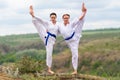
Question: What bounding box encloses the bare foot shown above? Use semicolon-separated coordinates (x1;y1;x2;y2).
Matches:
48;70;55;74
82;3;87;12
71;70;77;75
29;5;34;17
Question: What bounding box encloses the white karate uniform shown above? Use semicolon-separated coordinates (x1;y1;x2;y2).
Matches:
32;17;59;68
59;18;84;70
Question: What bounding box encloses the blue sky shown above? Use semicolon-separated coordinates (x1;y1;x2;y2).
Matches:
0;0;120;36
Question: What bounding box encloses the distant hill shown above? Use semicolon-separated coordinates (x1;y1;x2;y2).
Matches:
0;28;120;78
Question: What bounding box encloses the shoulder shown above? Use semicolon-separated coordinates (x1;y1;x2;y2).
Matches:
56;22;62;25
72;17;79;22
56;22;62;27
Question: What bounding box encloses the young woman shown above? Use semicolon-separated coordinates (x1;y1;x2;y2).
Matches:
29;5;59;74
58;3;87;74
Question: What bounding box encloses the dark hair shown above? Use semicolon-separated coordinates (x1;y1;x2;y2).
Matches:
50;12;57;17
62;14;70;18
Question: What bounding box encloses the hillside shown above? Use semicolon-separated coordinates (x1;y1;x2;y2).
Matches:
0;28;120;80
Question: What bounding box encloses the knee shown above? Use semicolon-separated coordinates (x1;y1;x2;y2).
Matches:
72;53;78;59
72;49;78;56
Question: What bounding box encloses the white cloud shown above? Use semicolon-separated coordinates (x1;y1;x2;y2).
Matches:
0;0;120;36
84;20;120;30
0;23;36;36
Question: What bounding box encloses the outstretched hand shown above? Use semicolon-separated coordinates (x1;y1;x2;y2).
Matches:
82;3;87;12
29;5;35;17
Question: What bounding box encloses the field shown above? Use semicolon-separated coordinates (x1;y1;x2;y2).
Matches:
0;28;120;80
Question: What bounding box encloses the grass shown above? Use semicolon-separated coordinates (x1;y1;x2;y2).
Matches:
0;28;120;79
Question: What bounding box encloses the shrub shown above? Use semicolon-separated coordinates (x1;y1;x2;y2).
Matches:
16;56;45;74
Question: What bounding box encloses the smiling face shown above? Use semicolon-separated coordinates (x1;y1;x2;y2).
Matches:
50;13;57;23
62;14;70;25
50;15;56;22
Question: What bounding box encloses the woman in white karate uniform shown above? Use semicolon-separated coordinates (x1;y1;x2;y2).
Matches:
29;5;59;74
58;3;87;74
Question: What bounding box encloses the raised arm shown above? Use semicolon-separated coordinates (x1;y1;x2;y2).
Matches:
79;3;87;20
